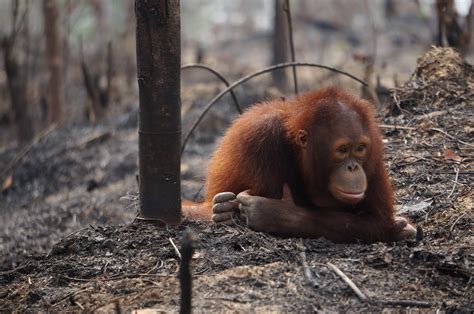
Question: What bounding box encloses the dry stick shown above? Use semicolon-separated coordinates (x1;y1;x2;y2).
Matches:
450;213;467;232
283;0;298;94
430;127;473;147
326;262;367;302
447;167;460;199
379;124;473;147
379;124;416;131
169;237;182;260
181;62;367;153
299;251;318;287
181;63;242;113
0;123;57;180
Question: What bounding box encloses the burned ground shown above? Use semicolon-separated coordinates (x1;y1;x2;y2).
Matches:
0;48;472;312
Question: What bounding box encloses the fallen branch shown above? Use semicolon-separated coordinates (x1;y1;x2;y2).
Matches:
373;299;432;308
326;262;367;302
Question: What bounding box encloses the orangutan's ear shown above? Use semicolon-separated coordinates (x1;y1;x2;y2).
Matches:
296;130;308;148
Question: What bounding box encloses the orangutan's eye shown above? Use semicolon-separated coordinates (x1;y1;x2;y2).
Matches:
356;144;366;153
337;146;349;154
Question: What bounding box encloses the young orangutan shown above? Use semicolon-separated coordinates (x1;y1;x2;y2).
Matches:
183;87;416;243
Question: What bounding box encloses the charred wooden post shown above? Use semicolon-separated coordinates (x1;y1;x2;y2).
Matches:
135;0;182;223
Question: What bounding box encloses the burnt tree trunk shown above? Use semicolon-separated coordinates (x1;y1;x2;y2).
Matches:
272;0;290;92
2;39;33;143
42;0;63;124
436;0;472;55
135;0;181;223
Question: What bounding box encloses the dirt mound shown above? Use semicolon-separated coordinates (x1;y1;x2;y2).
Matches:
390;46;473;114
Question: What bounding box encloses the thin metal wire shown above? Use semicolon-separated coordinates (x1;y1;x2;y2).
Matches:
181;61;368;153
181;63;242;113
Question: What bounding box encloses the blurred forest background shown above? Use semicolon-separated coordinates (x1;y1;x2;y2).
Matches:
0;0;472;148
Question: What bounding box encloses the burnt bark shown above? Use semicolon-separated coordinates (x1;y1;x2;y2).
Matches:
42;0;63;124
135;0;181;223
272;0;290;92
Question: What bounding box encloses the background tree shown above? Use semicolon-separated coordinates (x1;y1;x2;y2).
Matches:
271;0;290;92
1;0;33;143
42;0;63;124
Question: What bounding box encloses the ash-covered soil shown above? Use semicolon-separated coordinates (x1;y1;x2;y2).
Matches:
0;48;472;312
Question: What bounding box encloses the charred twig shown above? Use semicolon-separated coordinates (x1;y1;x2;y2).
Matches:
416;225;424;242
283;0;298;94
379;124;416;131
0;123;57;180
299;251;318;287
181;62;367;153
0;262;30;276
181;64;242;113
180;229;198;314
327;262;367;302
